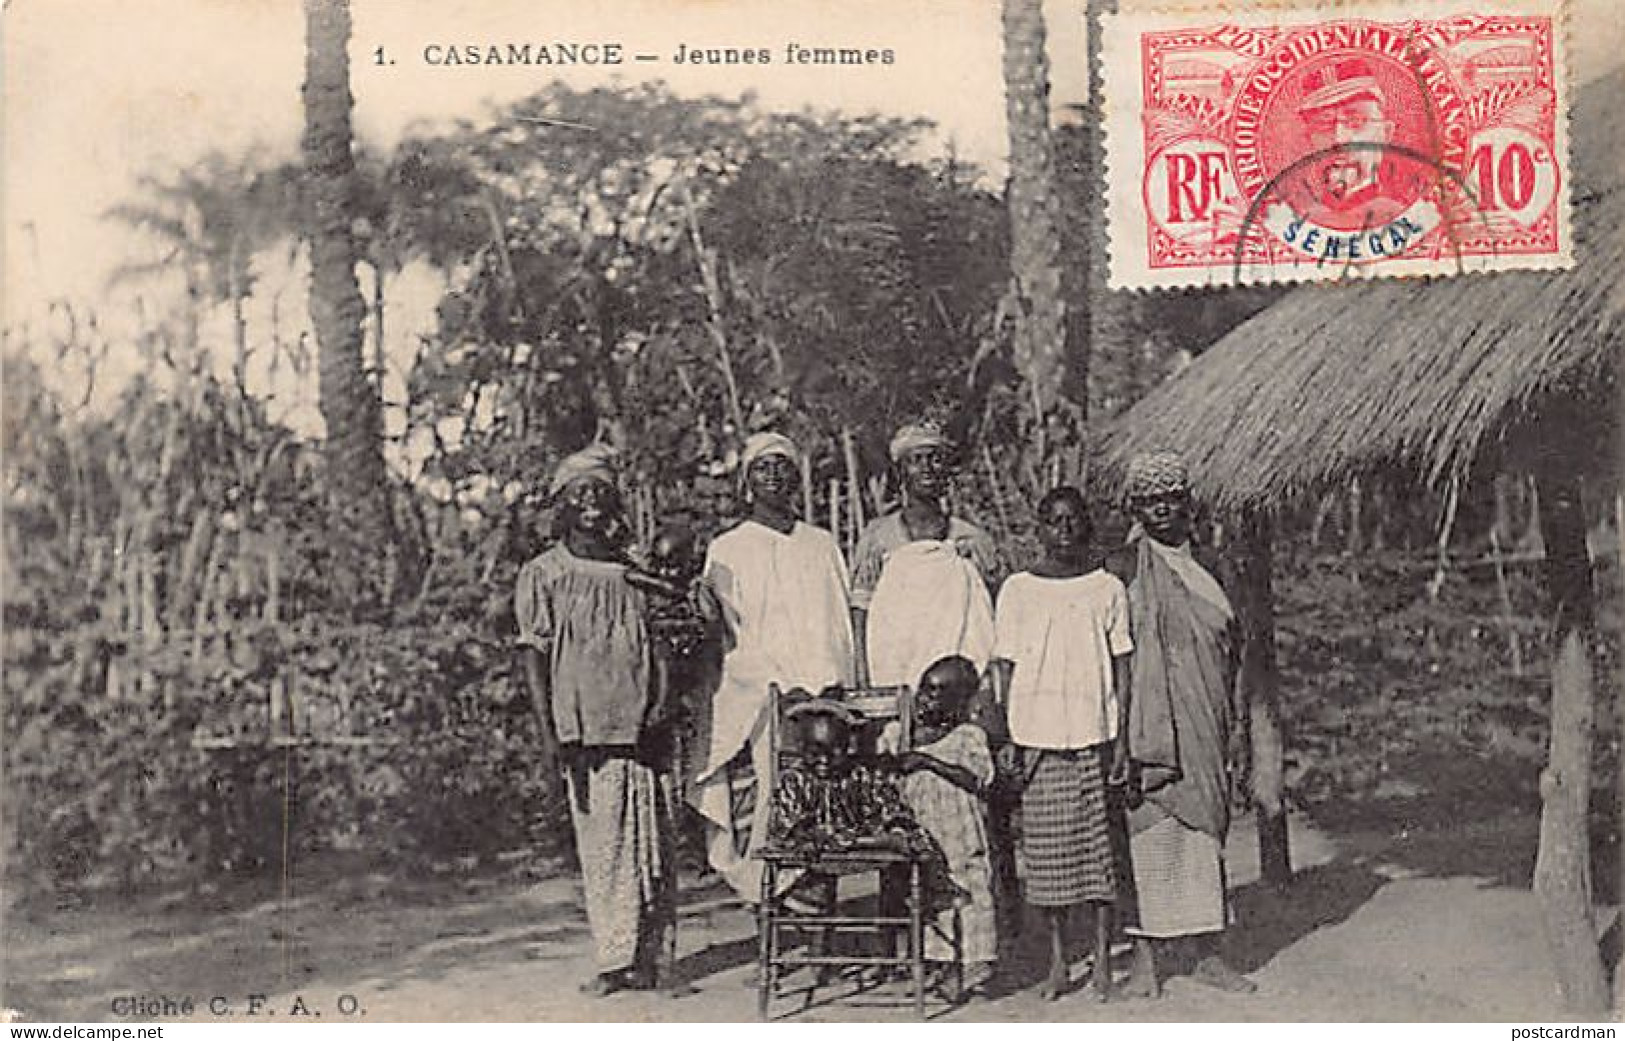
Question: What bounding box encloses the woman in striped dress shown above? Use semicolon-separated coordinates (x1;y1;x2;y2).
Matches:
988;487;1132;1001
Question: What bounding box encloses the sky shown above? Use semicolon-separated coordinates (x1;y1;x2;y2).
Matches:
3;0;1091;319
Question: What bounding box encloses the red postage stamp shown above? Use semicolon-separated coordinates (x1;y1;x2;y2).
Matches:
1101;0;1571;289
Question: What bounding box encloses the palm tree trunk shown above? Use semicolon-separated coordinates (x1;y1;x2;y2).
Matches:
1001;0;1084;481
371;259;387;387
302;0;398;614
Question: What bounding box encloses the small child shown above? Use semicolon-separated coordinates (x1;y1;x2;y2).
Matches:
988;486;1132;1001
893;655;999;1000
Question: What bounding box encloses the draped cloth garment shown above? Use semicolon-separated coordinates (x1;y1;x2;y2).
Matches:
565;752;675;972
1121;534;1238;937
690;520;854;901
865;540;995;688
900;724;998;965
850;513;998;611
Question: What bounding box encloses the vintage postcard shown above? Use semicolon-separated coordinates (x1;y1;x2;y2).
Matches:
3;0;1621;1029
1101;0;1573;288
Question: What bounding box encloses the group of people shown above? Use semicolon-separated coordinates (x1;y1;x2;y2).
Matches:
513;423;1257;1006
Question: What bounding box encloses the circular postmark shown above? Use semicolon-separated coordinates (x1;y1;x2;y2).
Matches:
1232;139;1489;281
1226;41;1481;278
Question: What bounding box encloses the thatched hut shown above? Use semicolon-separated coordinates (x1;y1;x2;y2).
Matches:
1098;72;1621;512
1096;69;1623;1012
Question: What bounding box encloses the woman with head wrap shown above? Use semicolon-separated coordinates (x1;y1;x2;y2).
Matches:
689;432;856;904
850;422;1000;689
1106;450;1256;998
513;444;677;996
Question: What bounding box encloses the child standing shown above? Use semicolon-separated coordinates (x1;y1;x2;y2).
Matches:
894;655;999;1000
988;487;1132;1001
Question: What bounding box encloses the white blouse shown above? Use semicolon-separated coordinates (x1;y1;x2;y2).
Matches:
993;569;1133;750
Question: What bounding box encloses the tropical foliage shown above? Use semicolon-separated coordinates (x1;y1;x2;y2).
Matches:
8;74;1592;901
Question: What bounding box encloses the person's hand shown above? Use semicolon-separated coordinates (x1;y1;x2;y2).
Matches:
994;743;1023;784
1107;740;1129;788
1122;762;1145;810
1227;722;1249;777
537;743;563;797
641;693;672;736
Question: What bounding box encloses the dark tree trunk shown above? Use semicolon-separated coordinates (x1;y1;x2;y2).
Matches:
1002;0;1084;484
1532;443;1608;1012
302;0;400;615
370;259;386;385
1236;511;1291;884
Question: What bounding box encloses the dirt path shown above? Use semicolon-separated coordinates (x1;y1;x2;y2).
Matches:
3;814;1587;1023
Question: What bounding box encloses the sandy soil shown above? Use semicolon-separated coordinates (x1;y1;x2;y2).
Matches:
6;811;1609;1024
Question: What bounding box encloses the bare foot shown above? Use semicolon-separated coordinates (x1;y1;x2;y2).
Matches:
961;961;996;1001
1037;964;1068;1001
579;971;627;997
859;965;903;988
628;967;698;998
1123;973;1161;999
1193;956;1257;994
1125;946;1161;1000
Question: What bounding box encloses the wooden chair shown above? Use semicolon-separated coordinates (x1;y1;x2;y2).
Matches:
755;683;959;1020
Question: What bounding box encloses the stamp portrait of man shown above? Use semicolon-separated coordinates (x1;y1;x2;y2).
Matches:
1297;57;1403;220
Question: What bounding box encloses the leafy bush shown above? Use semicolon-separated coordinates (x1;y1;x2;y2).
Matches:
1272;550;1621;828
2;614;568;897
0;346;572;900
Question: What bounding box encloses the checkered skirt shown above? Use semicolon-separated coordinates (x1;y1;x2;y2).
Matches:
1018;746;1117;907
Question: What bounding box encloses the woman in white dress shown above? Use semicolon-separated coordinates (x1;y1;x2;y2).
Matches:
690;432;855;903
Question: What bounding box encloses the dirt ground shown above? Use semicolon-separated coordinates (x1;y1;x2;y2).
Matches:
6;811;1612;1024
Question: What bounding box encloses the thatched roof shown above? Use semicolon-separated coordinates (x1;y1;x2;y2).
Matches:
1097;70;1625;517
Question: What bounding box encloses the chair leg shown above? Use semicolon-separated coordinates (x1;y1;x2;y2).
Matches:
956;906;965;1004
758;862;774;1020
910;862;925;1020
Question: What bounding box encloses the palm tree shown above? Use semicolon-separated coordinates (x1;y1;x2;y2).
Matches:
350;140;491;380
1001;0;1084;489
302;0;403;613
105;155;301;386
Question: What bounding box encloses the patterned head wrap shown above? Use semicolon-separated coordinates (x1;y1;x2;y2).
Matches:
888;422;949;463
741;431;801;470
1124;450;1190;500
786;697;860;728
549;443;619;497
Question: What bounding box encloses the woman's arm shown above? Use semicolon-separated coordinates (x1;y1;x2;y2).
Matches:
521;645;558;767
985;658;1014;712
1110;651;1132;785
851;607;870;687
